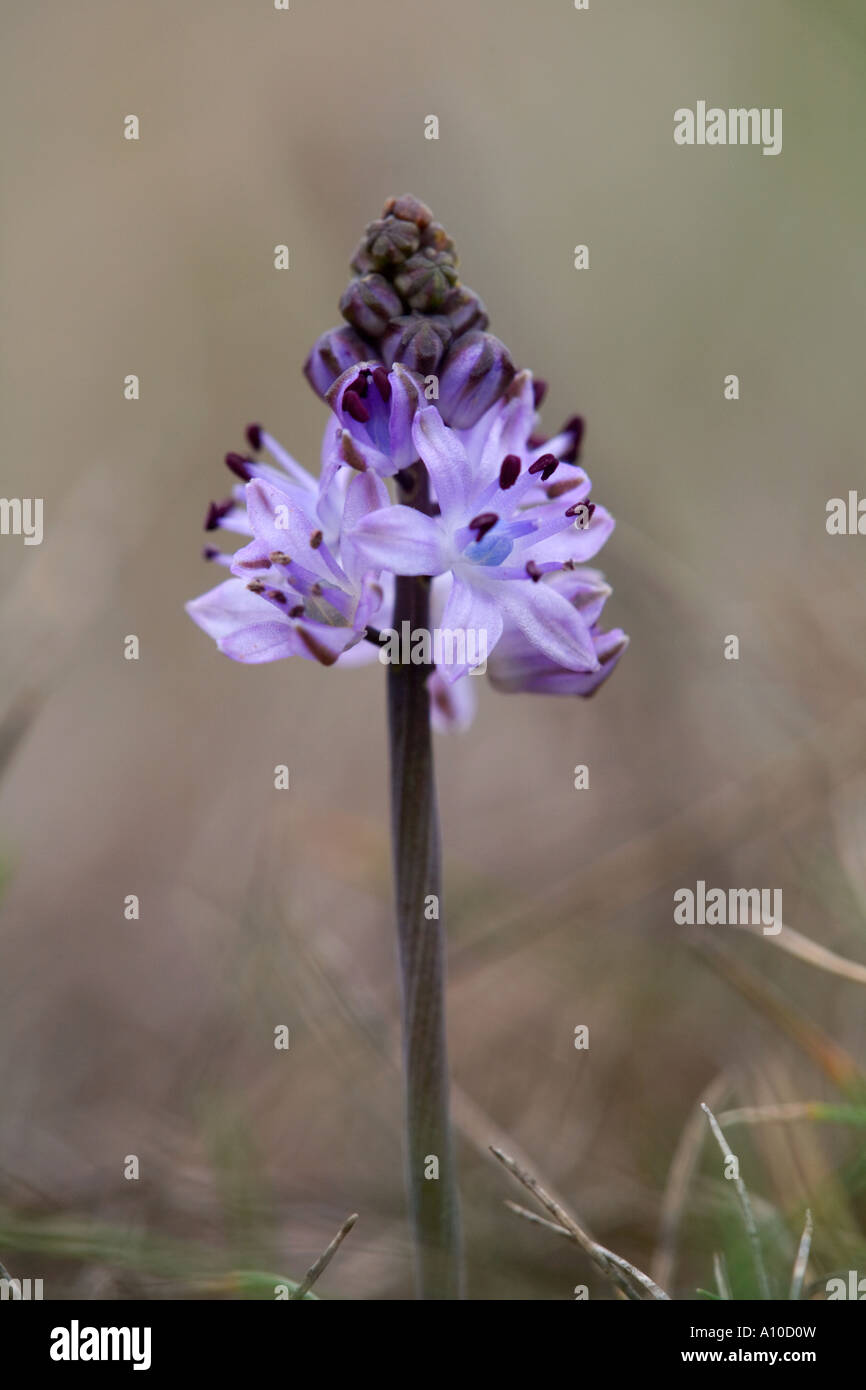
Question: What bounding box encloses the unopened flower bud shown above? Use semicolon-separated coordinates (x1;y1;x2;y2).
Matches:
304;324;374;397
361;216;421;269
394;251;459;312
381;314;452;375
383;194;434;229
438;331;516;428
442;285;489;335
339;273;403;337
419;221;457;263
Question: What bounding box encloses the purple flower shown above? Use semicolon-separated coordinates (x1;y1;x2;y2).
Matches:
351;371;620;684
187;426;390;666
304;325;376;398
325;361;425;475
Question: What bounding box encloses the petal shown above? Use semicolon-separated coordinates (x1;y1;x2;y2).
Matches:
436;574;504;681
488;628;628;695
186;578;272;642
339;470;391;585
412;407;473;526
352;505;448;575
428;668;478;732
244;479;346;584
495;576;599;671
220;621;306;664
528;505;616;565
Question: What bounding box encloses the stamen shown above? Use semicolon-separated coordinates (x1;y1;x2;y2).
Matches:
289;603;305;618
343;390;370;424
532;379;548;408
266;589;287;603
310;530;324;549
468;511;498;541
246;423;263;452
246;579;266;594
237;557;272;570
560;415;585;463
525;560;543;583
339;430;368;472
269;550;292;565
311;582;323;596
373;366;392;404
529;452;558;476
204;499;234;531
225;452;252;481
499;454;521;489
565;501;596;522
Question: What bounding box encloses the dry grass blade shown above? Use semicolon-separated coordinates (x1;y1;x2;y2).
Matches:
289;1213;358;1301
719;1101;866;1129
490;1146;670;1301
653;1072;731;1290
713;1251;732;1300
789;1210;813;1301
692;937;862;1092
737;920;866;986
702;1104;771;1300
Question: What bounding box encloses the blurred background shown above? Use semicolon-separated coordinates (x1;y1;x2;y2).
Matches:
1;0;866;1299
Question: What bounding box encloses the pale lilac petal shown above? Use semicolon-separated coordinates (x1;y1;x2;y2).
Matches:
186;579;272;642
428;668;478;732
220;621;306;664
352;506;448;575
437;574;503;681
494;576;599;671
530;505;616;565
412;407;473;525
488;628;628;695
339;470;391;585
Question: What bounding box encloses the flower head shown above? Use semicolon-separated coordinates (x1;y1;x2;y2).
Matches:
188;196;627;722
188;426;390;666
351;371;623;683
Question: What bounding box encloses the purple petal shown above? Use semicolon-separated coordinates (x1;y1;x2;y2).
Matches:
494;576;599;671
352;505;447;575
412;407;473;526
437;574;503;681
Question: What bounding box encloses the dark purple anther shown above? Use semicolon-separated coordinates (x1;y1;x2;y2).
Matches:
343;390;370;424
499;454;521;489
204;499;234;531
468;511;498;541
529;452;558;476
560;415;585;463
225;452;252;481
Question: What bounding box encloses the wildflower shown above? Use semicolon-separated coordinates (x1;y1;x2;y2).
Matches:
187;425;390;666
350;372;621;683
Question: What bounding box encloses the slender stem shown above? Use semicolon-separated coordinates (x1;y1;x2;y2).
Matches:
386;467;463;1300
